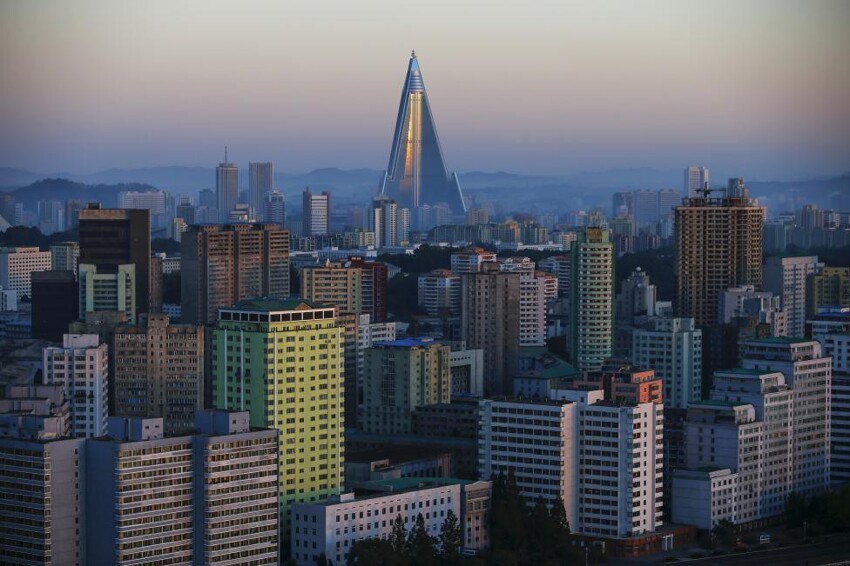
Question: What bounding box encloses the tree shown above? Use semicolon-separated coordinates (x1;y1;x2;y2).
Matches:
438;509;463;564
406;513;437;565
347;538;399;565
388;514;406;555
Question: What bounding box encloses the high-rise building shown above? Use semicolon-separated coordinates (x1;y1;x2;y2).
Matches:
31;271;78;342
632;317;702;409
117;190;168;216
633;190;659;226
807;266;850;318
79;263;136;323
0;246;52;299
741;338;831;496
418;269;461;317
538;254;571;298
461;263;520;394
518;270;553;347
658;189;680;222
616;267;657;322
451;247;496;274
42;334;108;438
368;195;410;248
479;393;664;539
674;183;763;327
301;260;363;315
0;418;84;564
249;161;274;220
112;314;204;435
684;166;710;198
212;299;344;529
303;188;330;236
360;337;450;435
216;152;239;222
50;241;79;277
265;189;286;225
570;228;615;371
612;191;634;218
180;223;290;325
86;412;279;565
763;256;821;337
380;51;465;214
818;333;850;483
78;204;151;316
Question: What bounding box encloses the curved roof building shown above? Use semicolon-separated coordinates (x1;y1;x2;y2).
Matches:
380;51;466;214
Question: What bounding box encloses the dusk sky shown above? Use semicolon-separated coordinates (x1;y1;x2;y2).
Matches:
1;0;849;180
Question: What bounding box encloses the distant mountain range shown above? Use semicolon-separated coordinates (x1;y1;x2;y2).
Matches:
1;165;847;213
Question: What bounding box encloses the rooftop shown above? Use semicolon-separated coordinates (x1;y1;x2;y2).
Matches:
372;337;439;348
692;399;749;408
745;336;815;345
224;298;329;313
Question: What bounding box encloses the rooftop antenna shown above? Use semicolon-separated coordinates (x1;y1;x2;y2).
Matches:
411;49;416;58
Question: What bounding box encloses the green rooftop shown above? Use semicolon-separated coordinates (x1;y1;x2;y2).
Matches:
745;336;813;345
715;368;773;376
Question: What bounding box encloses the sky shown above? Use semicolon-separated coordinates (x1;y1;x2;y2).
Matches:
1;0;849;180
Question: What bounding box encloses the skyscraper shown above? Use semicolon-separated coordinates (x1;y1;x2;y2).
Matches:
675;182;763;327
216;150;239;222
763;256;821;337
380;51;466;215
570;228;615;371
265;189;286;225
212;299;344;530
249;161;274;220
684;166;710;198
180;223;290;325
302;188;330;236
78;204;151;316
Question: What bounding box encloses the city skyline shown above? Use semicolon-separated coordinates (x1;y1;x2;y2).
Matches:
1;1;849;180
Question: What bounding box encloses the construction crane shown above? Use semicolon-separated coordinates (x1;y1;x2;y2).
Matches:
699;182;727;199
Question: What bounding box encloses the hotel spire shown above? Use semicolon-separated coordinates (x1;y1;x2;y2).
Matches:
380;52;466;214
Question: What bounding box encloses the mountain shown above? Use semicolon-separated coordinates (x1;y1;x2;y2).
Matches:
0;167;44;189
10;179;158;209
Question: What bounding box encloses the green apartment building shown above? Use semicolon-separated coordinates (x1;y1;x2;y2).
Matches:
212;298;345;529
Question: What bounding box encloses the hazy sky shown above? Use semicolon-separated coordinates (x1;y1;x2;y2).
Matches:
1;0;849;179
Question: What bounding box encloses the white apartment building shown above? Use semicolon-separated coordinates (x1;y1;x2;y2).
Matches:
718;285;787;336
0;246;52;299
518;272;552;347
741;338;832;496
632;317;702;409
117;190;168;215
450;346;484;396
578;401;664;538
418;269;461;317
42;334;108;438
450;248;496;274
290;479;491;566
478;396;663;539
815;332;850;483
763;256;822;337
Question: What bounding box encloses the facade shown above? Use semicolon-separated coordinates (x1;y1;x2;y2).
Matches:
763;256;821;337
380;52;465;214
79;263;136;323
78;204;151;317
368;195;409;248
303;188;330;236
820;333;850;483
741;338;832;495
180;223;290;325
212;299;344;529
450;346;485;396
290;478;491;565
360;338;451;435
0;246;52;299
418;269;461;317
461;263;521;395
301;260;363;314
0;421;85;565
632;317;702;409
42;334;109;438
112;314;204;435
518;271;553;347
633;190;660;226
216;158;239;222
86;412;279;566
674;187;763;327
807;266;850;318
478;396;663;539
570;228;615;371
249;161;274;220
31;270;78;342
51;241;80;276
451;248;497;274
